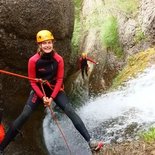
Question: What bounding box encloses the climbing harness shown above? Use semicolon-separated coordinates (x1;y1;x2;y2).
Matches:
0;69;72;155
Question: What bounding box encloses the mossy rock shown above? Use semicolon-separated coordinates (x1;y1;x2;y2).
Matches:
112;47;155;89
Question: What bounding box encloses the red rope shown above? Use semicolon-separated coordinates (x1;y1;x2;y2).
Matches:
0;69;38;82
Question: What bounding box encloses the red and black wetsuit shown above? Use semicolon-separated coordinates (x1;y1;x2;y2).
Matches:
79;57;96;79
28;52;64;99
0;51;91;152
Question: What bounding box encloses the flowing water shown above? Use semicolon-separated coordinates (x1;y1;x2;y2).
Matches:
43;65;155;155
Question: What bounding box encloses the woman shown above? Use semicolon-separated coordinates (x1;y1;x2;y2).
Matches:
79;52;98;79
0;30;103;154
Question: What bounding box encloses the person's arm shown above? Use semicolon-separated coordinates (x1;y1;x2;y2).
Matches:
28;54;44;99
51;53;64;99
87;57;97;64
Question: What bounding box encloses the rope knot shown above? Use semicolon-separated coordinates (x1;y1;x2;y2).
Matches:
36;78;47;84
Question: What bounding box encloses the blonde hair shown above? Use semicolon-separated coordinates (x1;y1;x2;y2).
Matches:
37;46;44;56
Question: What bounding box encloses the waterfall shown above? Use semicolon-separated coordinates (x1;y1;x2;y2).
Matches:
43;65;155;155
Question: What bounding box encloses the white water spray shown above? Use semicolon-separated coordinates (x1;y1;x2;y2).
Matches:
43;65;155;155
79;65;155;127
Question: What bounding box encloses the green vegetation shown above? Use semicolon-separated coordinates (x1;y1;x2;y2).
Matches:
112;48;155;89
100;16;123;57
71;0;82;55
72;0;139;57
116;0;139;15
74;0;82;19
140;127;155;143
134;28;146;44
72;18;81;53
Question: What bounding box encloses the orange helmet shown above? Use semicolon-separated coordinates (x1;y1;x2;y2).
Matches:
81;52;87;58
36;30;54;43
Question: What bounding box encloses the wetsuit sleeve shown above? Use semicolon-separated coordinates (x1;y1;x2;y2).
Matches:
87;57;97;64
28;57;44;99
51;56;64;99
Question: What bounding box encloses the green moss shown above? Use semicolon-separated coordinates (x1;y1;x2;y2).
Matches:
74;0;82;19
134;28;146;44
140;127;155;143
100;16;123;57
71;0;82;56
112;48;155;89
72;18;81;53
116;0;139;15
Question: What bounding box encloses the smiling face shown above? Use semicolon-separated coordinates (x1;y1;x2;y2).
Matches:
39;40;53;53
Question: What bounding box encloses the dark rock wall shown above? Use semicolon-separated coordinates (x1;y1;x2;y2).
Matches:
0;0;74;70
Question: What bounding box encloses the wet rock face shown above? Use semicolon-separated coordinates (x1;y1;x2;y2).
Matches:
0;0;74;70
